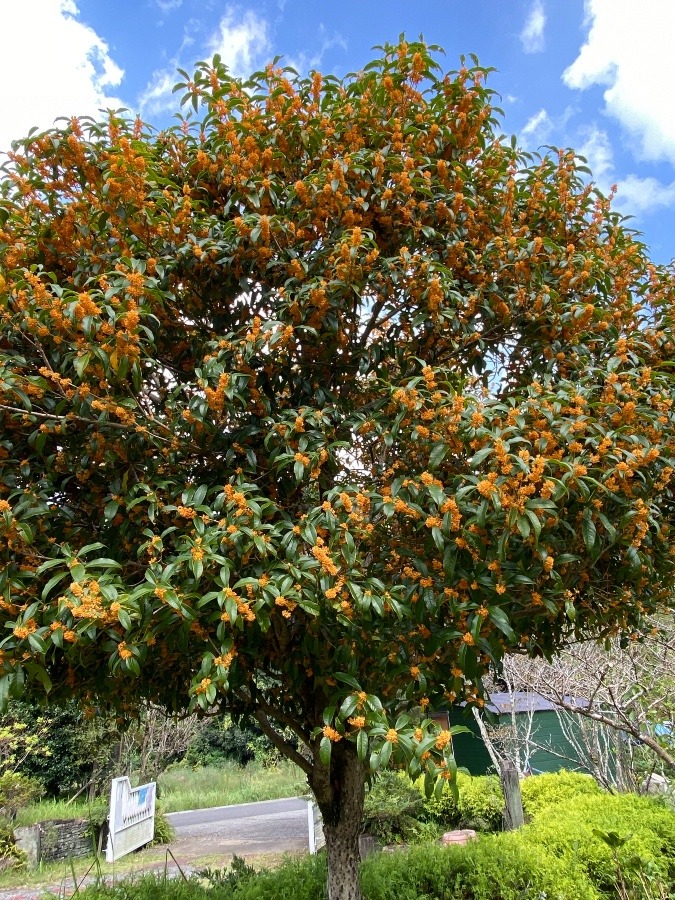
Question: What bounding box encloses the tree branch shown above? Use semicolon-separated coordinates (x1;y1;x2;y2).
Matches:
550;697;675;770
253;709;313;777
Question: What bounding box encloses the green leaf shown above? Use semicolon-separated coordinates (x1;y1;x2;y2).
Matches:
516;515;531;539
357;729;368;762
70;564;86;583
428;443;448;469
524;509;542;541
0;677;10;713
427;484;445;506
104;501;119;522
41;571;69;600
74;353;91;379
488;606;515;641
582;512;597;552
339;694;359;720
379;739;393;768
596;512;617;543
193;485;208;506
28;634;48;653
334;673;361;689
626;546;641;570
556;553;581;565
469;447;492;466
319;735;332;767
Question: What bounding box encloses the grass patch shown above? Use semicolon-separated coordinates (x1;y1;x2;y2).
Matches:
14;796;108;828
14;759;306;827
157;760;306;813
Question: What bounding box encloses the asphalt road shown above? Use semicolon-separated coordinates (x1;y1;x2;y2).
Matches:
166;796;311;857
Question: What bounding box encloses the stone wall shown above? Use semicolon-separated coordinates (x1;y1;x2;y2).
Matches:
14;818;95;867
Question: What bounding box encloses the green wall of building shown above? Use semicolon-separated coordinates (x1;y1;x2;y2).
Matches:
447;705;590;776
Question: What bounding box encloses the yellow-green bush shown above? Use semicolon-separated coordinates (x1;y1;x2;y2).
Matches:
520;770;602;819
523;792;675;894
360;833;597;900
0;772;44;820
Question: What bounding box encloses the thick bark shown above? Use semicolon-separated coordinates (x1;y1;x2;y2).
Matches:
499;759;524;830
310;743;366;900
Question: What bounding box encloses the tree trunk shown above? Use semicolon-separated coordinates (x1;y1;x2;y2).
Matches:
311;744;366;900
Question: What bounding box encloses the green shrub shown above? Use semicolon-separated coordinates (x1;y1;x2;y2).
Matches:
5;700;120;798
0;771;44;820
420;772;504;831
0;819;26;867
149;809;175;845
184;715;299;768
524;792;675;895
359;834;597;900
363;771;437;844
196;855;257;889
218;854;326;899
185;716;258;767
520;770;602;819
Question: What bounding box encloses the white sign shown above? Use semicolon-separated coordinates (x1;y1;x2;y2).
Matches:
106;776;156;862
307;801;325;854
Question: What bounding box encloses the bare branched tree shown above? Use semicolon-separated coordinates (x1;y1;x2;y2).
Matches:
496;617;675;790
119;704;202;782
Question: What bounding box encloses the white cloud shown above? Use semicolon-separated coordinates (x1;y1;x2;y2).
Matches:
518;109;675;217
155;0;183;10
137;71;178;118
561;123;675;217
521;108;554;145
564;0;675;165
0;0;124;151
614;175;675;214
285;27;347;74
520;0;546;54
207;8;270;75
575;123;614;186
139;6;270;117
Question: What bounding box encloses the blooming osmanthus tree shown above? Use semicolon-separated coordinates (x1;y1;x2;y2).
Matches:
1;39;674;898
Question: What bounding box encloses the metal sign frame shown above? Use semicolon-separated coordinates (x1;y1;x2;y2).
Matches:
106;776;156;862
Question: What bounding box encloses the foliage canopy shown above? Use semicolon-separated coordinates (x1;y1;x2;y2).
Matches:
0;37;674;896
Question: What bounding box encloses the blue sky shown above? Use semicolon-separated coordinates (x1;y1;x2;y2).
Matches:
2;0;674;264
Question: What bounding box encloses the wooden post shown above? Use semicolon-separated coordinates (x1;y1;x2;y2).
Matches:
499;759;524;830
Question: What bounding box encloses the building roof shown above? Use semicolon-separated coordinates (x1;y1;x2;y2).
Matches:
484;692;589;715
